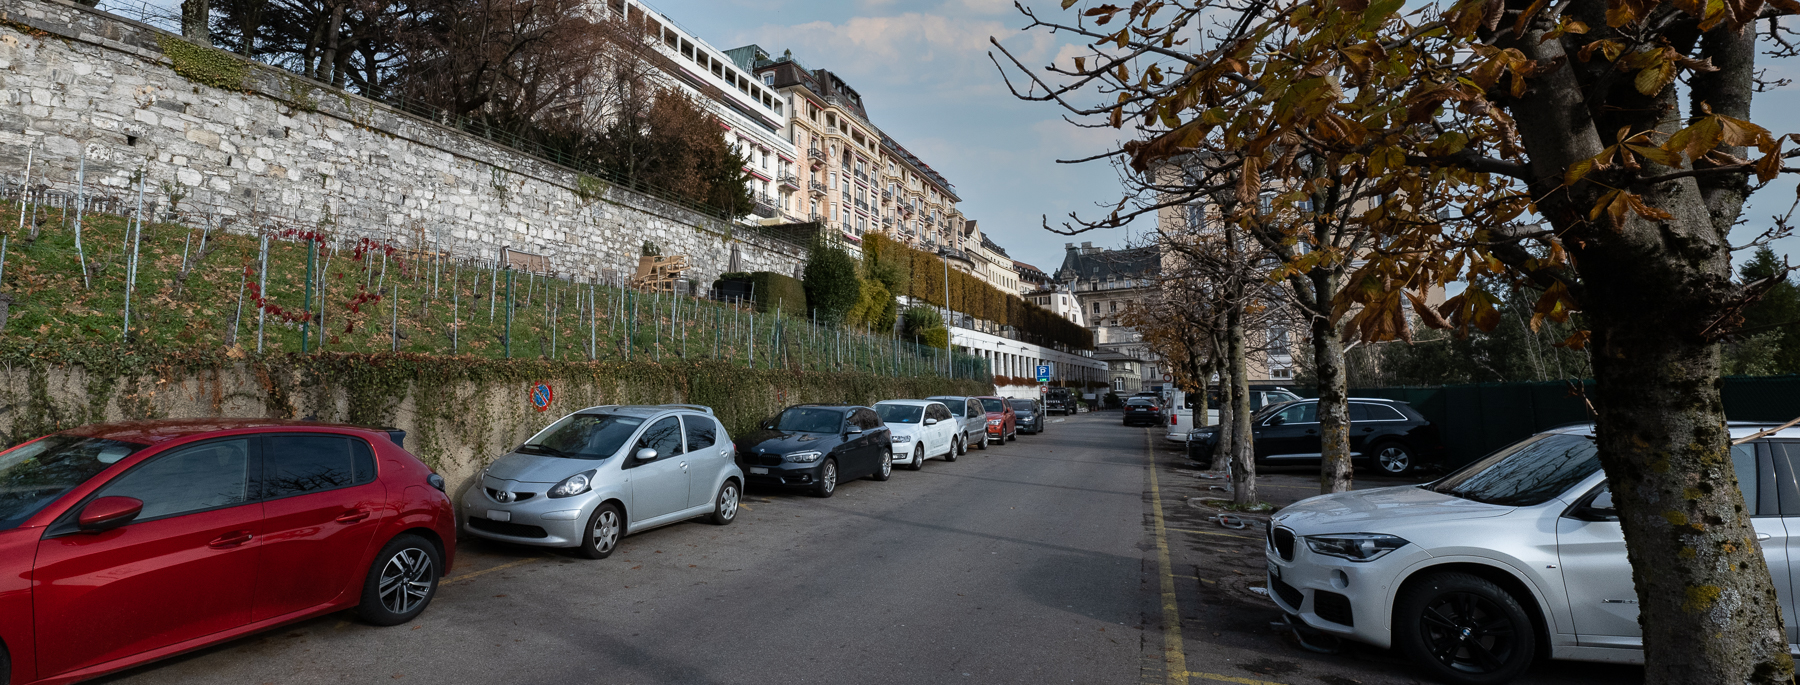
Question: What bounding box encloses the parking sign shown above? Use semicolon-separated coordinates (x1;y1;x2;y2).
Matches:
1035;364;1051;382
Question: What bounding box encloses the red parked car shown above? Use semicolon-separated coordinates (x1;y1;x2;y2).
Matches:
0;419;456;685
976;396;1017;444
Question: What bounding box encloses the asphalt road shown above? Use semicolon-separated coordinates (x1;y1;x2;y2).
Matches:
96;411;1647;685
100;411;1152;685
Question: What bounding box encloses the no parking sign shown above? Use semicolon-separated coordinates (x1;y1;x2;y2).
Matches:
530;382;555;412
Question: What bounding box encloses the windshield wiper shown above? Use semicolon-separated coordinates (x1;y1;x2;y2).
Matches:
517;443;575;459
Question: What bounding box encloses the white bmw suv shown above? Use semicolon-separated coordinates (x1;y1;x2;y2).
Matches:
1266;424;1799;684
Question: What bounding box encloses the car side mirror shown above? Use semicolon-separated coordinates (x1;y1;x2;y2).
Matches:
1267;416;1286;426
760;421;775;430
925;418;938;426
633;448;659;463
846;426;864;435
79;496;144;533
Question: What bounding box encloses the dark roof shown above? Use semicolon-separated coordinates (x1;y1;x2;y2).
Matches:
1055;245;1160;282
882;134;960;202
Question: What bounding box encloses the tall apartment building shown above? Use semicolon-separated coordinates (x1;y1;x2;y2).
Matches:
608;2;803;224
1055;242;1166;392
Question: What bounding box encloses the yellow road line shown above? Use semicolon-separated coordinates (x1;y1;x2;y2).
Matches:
1149;430;1291;685
1147;431;1189;684
1184;671;1290;685
445;556;542;585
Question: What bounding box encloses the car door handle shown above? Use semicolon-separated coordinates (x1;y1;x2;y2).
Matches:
1361;427;1375;432
208;531;254;549
679;461;688;470
1758;533;1773;541
336;509;371;524
1304;429;1317;435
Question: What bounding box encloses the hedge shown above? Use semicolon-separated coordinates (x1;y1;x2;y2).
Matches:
864;235;1093;351
716;271;807;319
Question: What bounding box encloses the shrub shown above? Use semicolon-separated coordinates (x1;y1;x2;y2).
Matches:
745;272;807;318
803;243;860;323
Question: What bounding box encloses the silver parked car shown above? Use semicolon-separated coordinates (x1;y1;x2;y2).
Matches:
463;405;743;559
925;395;989;452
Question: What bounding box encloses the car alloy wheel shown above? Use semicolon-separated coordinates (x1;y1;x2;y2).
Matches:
814;459;838;497
873;450;892;480
909;445;926;471
946;437;960;462
1397;573;1535;685
378;547;433;616
1377;444;1414;475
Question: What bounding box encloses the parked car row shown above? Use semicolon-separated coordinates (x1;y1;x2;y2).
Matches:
0;393;1056;684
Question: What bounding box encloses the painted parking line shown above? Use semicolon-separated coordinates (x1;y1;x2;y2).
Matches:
1146;431;1189;684
445;556;543;585
1164;526;1258;540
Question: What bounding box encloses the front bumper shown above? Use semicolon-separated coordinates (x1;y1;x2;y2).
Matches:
985;425;1006;440
1264;529;1429;650
460;477;593;548
741;458;829;487
892;440;923;463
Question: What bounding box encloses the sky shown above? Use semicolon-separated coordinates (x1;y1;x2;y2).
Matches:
646;0;1800;280
640;0;1139;274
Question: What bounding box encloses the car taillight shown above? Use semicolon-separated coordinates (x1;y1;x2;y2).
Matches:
1171;415;1178;425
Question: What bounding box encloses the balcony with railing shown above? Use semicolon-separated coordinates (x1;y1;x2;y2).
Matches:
808;180;827;196
752;194;778;218
807;148;826;166
778;173;800;190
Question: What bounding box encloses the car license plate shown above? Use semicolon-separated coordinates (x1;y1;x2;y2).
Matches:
1268;560;1280;580
750;467;769;475
487;510;512;522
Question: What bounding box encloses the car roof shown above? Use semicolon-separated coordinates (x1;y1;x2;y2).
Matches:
1538;422;1800;439
790;403;862;409
62;418;384;446
876;399;940;407
926;395;971;401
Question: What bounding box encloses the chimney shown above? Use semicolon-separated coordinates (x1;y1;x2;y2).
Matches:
1064;243;1074;250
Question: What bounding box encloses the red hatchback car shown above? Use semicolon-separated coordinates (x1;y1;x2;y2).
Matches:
0;419;456;685
975;397;1017;444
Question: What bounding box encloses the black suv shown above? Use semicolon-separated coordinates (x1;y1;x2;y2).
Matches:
735;404;892;497
1010;399;1046;434
1187;397;1442;475
1043;388;1075;415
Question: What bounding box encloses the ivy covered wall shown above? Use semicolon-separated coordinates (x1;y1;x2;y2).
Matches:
0;343;990;498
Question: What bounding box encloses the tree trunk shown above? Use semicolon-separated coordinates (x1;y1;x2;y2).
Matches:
1227;297;1256;506
318;2;346;86
1578;210;1791;684
181;0;211;45
1312;280;1352;493
1213;343;1234;473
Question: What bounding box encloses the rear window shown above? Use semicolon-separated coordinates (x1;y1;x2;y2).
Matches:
1428;433;1600;506
1009;400;1035;411
0;436;146;531
1126;398;1155;406
876;404;923;424
980;399;1006;413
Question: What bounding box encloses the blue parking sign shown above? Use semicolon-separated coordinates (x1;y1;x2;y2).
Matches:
1035;365;1051;382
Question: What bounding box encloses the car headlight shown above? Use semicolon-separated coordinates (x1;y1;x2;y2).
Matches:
987;419;1002;425
891;435;912;443
784;450;823;463
1304;533;1409;562
547;470;596;498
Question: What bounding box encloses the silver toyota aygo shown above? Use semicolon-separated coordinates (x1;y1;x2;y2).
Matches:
463;405;743;559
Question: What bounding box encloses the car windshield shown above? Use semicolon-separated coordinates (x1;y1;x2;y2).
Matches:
1010;400;1035;412
0;435;146;531
776;408;845;433
876;404;923;424
930;398;964;416
523;413;646;460
980;399;1006;413
1428;432;1600;506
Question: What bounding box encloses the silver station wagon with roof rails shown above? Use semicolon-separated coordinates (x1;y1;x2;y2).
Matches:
463;405;742;560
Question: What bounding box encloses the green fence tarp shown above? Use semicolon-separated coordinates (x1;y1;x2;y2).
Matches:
1311;375;1800;469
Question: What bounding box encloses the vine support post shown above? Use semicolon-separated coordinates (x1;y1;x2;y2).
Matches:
302;238;315;353
390;283;399;352
504;267;514;359
589;282;596;361
73;153;89;289
453;267;460;355
122;170;145;341
15;148;31;237
256;232;268;353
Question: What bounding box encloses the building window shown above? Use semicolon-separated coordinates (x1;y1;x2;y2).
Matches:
1270;367;1293;380
1109;301;1118;313
1092;302;1100;314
